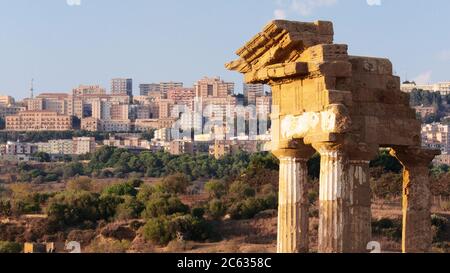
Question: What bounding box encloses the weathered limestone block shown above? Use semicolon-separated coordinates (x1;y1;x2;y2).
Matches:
273;147;315;253
349;56;393;75
312;142;352;253
299;44;349;63
390;147;440;253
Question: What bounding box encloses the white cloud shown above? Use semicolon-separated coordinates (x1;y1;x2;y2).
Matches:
67;0;81;6
290;0;338;16
367;0;382;6
414;70;433;85
437;50;450;62
274;9;287;19
273;0;382;18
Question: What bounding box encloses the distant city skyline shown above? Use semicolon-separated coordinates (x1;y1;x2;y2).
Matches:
1;0;450;99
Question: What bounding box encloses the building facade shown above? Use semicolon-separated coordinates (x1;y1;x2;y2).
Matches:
6;111;72;131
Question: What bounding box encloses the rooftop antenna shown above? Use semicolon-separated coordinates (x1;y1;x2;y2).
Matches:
30;78;34;99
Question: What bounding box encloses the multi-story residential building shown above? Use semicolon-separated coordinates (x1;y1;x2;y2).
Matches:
167;88;195;102
401;81;450;95
72;85;106;96
195;77;234;98
81;117;100;132
413;105;437;119
111;78;133;96
154;128;172;141
243;83;265;105
160;82;183;98
4;141;38;156
209;140;259;159
0;95;15;106
434;154;450;166
158;117;177;130
139;83;160;96
36;140;73;155
169;140;194;155
422;123;450;155
110;104;129;120
6;111;72;131
103;135;150;150
28;93;70;115
134;119;159;132
91;98;130;120
159;99;175;118
99;120;131;132
73;137;96;155
256;95;272;116
0;105;25;119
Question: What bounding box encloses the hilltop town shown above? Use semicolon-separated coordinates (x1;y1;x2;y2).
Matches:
0;76;448;253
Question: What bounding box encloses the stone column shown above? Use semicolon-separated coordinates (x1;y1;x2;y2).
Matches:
313;143;352;253
390;147;439;253
348;159;372;253
273;148;314;253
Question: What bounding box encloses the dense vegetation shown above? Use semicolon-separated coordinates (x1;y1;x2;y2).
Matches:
409;89;450;123
0;147;449;252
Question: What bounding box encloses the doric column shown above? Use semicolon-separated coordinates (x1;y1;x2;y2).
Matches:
313;143;352;253
273;148;314;253
390;147;439;253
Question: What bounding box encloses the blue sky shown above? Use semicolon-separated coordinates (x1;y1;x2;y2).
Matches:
0;0;449;99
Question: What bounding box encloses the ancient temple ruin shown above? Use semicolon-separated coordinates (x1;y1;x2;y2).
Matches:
226;20;440;253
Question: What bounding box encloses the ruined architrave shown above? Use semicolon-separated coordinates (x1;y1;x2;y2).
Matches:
226;20;440;253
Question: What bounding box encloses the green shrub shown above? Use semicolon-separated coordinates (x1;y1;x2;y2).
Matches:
431;214;449;242
142;195;189;219
103;182;137;197
191;207;205;219
160;174;190;194
0;241;22;253
208;199;225;219
228;181;255;200
143;217;171;245
47;191;101;229
115;196;144;220
372;218;402;241
143;215;216;246
205;180;226;199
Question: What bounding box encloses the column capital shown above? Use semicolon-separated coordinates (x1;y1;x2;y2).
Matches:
390;146;440;168
272;146;315;161
311;142;347;155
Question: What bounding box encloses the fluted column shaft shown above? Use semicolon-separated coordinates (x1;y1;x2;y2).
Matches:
314;143;352;253
274;149;313;253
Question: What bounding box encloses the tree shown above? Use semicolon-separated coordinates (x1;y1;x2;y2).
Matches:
103;182;138;197
204;180;226;199
142;194;189;219
0;241;22;253
160;173;190;195
67;177;93;192
33;152;51;163
47;191;101;229
63;162;84;179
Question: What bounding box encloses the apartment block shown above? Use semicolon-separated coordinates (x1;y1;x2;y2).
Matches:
73;137;96;155
243;83;265;105
195;77;234;98
6;111;72;131
422;123;450;155
111;78;133;96
139;83;160;96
